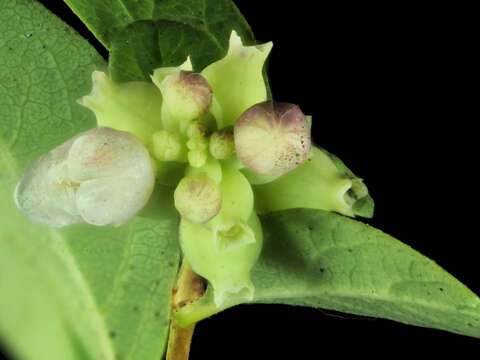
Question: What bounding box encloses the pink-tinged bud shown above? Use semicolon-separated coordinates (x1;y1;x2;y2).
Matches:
152;67;213;133
175;71;213;117
174;174;222;224
14;127;155;227
234;101;311;177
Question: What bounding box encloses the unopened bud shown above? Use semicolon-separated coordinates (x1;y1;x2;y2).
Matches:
14;127;155;227
188;149;208;168
209;129;235;160
234;101;311;177
151;130;186;161
186;136;208;151
152;65;212;132
174;174;222;224
187;122;207;139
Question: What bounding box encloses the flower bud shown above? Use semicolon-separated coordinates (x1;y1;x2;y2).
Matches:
187;122;207;139
234;101;311;177
174;174;222;224
187;149;208;168
152;60;212;134
163;71;212;118
151;130;187;162
209;129;235;160
14;127;155;227
186;136;208;151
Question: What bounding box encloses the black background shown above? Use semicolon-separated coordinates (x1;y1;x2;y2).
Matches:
1;1;477;359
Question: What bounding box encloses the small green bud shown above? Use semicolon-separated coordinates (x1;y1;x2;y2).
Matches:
151;130;187;161
187;122;207;139
234;101;311;177
174;174;222;224
209;129;235;160
186;136;208;151
188;149;208;168
14;127;155;227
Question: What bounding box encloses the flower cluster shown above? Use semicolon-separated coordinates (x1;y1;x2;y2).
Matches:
14;31;368;307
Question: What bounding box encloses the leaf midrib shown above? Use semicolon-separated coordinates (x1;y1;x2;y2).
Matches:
48;228;116;359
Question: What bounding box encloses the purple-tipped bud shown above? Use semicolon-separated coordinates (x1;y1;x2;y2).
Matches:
157;70;213;122
177;71;213;114
234;101;311;177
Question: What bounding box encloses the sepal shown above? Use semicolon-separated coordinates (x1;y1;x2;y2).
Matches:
201;31;272;128
78;71;163;144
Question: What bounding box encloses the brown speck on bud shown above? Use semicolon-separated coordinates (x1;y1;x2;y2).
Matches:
234;101;311;177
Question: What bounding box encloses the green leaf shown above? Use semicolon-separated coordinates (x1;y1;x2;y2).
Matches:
72;0;272;97
60;188;180;360
0;1;105;170
0;1;180;359
63;0;254;52
0;150;115;360
108;2;256;83
175;209;480;338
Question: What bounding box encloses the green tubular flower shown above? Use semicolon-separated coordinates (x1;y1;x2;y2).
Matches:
253;146;368;217
78;71;163;145
206;166;255;253
177;162;259;306
201;31;273;129
180;211;263;307
14;127;155;227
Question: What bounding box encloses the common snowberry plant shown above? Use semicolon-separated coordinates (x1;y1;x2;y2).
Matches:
1;1;479;360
